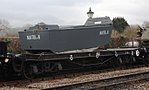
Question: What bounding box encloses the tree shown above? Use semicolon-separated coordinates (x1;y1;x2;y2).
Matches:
123;26;137;40
0;19;10;37
123;26;138;47
111;30;120;38
112;17;129;33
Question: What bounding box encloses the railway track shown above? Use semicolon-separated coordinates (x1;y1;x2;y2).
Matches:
1;65;149;90
47;70;149;90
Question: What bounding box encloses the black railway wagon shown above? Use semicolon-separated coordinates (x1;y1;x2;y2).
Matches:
0;42;8;75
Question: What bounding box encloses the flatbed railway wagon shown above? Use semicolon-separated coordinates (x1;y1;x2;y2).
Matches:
13;46;149;79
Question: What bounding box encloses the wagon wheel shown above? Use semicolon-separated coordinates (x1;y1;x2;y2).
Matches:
51;64;59;72
51;63;62;72
12;59;23;72
22;61;34;79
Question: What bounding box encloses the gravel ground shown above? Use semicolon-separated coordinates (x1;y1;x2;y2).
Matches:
2;81;149;90
27;67;149;89
108;80;149;90
1;67;149;90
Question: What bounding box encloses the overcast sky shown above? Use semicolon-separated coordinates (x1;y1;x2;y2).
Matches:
0;0;149;27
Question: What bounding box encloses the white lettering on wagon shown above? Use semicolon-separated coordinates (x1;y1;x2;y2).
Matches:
99;30;109;35
27;35;40;40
